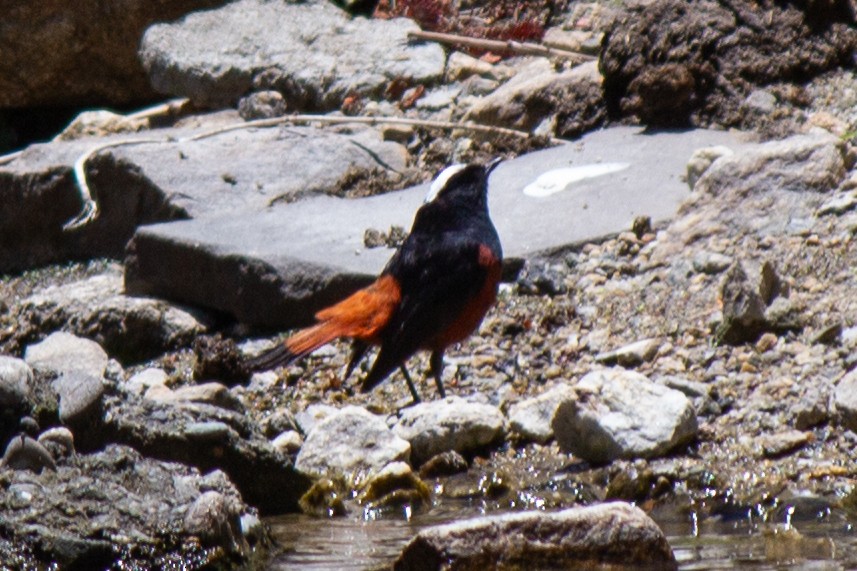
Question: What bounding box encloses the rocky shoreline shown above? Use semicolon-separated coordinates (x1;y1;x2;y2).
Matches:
2;0;857;569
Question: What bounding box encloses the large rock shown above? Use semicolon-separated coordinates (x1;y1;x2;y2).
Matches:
125;126;744;328
658;133;847;261
12;272;207;362
0;1;229;108
0;121;406;273
295;406;410;484
464;60;605;138
53;370;105;427
693;133;846;197
394;502;677;570
24;331;108;379
0;445;260;568
601;0;857;126
394;396;506;466
0;356;33;411
139;0;445;108
508;384;575;443
833;369;857;432
552;368;698;462
103;395;311;514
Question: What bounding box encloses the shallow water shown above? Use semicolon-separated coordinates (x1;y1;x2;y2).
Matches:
267;501;857;570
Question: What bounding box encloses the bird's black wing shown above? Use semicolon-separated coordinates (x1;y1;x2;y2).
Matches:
360;232;489;392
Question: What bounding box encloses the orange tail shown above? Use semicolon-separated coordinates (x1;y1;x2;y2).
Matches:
245;275;402;372
245;322;342;372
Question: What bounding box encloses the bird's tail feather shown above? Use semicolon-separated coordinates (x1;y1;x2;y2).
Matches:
246;323;340;372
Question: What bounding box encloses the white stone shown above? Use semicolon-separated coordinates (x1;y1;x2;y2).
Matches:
508;384;576;443
394;396;506;465
295;406;410;484
552;368;698;462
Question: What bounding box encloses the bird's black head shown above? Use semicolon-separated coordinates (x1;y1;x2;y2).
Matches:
422;159;502;209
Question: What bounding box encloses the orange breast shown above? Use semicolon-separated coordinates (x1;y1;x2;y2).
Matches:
429;244;501;350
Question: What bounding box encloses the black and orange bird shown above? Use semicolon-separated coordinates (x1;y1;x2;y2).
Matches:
246;159;503;402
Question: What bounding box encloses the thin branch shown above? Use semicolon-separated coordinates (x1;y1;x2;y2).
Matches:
408;30;597;63
126;97;191;121
63;137;164;231
62;112;564;231
188;113;564;144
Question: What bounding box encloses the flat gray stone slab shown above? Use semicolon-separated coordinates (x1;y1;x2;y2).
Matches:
126;127;745;328
140;0;445;108
0;120;405;273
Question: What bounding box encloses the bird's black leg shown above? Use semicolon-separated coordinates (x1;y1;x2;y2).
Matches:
399;365;421;403
344;341;369;381
429;351;446;398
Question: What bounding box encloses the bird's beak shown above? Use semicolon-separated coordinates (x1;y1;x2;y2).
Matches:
485;157;503;176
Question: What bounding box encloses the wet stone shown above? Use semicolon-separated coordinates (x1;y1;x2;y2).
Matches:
53;371;105;427
299;478;348;518
418;450;469;479
394;503;677;571
1;434;56;472
356;461;431;513
758;430;813;459
183;490;248;554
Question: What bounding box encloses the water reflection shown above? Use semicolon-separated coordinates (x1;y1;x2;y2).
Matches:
267;501;857;570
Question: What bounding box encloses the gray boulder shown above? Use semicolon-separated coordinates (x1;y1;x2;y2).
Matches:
0;0;229;108
13;272;207;363
0;121;406;274
833;369;857;432
0;445;260;568
394;396;506;466
552;368;698;462
24;332;108;379
693;133;845;197
464;60;605;138
103;395;311;514
508;384;575;443
0;356;34;410
296;406;410;483
53;370;105;427
139;0;445;108
394;502;677;570
1;434;56;472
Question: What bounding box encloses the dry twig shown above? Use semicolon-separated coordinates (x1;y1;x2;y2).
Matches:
60;112;562;231
407;29;596;63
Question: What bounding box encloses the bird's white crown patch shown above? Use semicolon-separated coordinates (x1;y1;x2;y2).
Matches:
424;163;466;203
